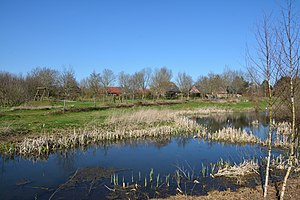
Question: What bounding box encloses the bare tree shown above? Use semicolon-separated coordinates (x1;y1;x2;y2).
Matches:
176;72;193;99
99;68;116;88
256;14;277;198
0;72;27;106
26;67;60;99
150;67;172;99
132;68;152;99
88;71;101;96
195;76;211;98
79;77;91;99
60;68;79;100
118;71;133;98
278;1;300;198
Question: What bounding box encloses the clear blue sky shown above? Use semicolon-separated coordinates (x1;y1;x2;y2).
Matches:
0;0;290;82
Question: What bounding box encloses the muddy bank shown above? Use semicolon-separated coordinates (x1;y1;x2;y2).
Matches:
157;175;300;200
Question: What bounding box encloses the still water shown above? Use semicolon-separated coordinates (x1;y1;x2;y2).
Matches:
0;112;280;199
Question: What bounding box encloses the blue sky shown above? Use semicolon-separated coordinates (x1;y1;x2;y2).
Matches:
0;0;290;82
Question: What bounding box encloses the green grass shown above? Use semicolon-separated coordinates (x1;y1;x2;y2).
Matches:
0;98;266;140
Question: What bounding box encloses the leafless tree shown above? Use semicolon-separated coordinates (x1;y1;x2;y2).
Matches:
277;1;300;198
195;76;211;98
0;72;27;106
176;72;193;99
132;68;152;99
26;67;60;99
60;68;79;100
248;13;279;198
88;70;101;96
118;71;133;97
150;67;172;99
99;68;116;88
79;77;91;99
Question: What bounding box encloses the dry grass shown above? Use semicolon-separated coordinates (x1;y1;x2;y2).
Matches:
176;108;231;116
212;159;259;178
194;127;262;145
106;109;175;126
3;108;290;158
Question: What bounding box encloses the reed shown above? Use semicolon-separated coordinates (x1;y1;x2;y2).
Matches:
273;121;292;148
4;108;292;158
268;154;300;172
251;120;259;127
165;174;170;187
201;163;206;177
156;173;160;188
144;176;147;187
175;170;181;188
149;168;154;185
212;159;259;178
138;171;141;181
122;176;125;189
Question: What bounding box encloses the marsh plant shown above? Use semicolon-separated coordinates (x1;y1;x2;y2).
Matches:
211;127;262;144
211;159;259;178
2;108;294;158
267;154;300;172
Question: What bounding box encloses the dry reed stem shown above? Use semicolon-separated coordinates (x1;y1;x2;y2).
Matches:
213;160;259;178
4;108;291;158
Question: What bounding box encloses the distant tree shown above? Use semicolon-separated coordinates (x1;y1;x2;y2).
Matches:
59;68;79;100
0;72;27;106
79;77;91;99
87;70;101;97
260;80;270;97
176;72;193;99
118;71;133;97
150;67;172;99
230;75;248;95
132;68;152;99
26;67;60;99
208;73;226;95
99;68;116;89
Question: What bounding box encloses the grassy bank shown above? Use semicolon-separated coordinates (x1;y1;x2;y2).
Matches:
0;98;264;154
0;100;257;137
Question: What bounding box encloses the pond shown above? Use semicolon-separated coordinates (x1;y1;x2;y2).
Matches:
0;112;283;200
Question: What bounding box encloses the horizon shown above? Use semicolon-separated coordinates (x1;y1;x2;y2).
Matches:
0;0;294;82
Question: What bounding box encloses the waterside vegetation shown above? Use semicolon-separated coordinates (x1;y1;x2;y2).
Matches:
0;98;296;159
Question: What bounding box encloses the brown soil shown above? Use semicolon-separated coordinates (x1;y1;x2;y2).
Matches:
157;175;300;200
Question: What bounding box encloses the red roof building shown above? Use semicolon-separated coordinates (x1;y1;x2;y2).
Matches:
106;87;122;95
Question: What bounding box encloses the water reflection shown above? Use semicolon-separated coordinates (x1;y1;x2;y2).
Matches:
0;112;283;200
196;112;270;140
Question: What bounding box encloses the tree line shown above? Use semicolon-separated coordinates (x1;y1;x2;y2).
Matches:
1;64;267;107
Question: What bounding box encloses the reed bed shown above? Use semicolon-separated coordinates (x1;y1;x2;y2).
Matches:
16;126;180;157
106;109;175;126
5;108;224;157
251;120;259;127
194;127;262;145
273;122;292;148
212;159;259;178
2;108;292;158
269;154;300;172
176;108;231;117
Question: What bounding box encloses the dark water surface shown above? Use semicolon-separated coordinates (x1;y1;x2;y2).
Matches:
0;112;281;199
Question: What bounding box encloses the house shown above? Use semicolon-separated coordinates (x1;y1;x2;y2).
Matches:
189;85;201;97
164;82;180;98
106;87;122;96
